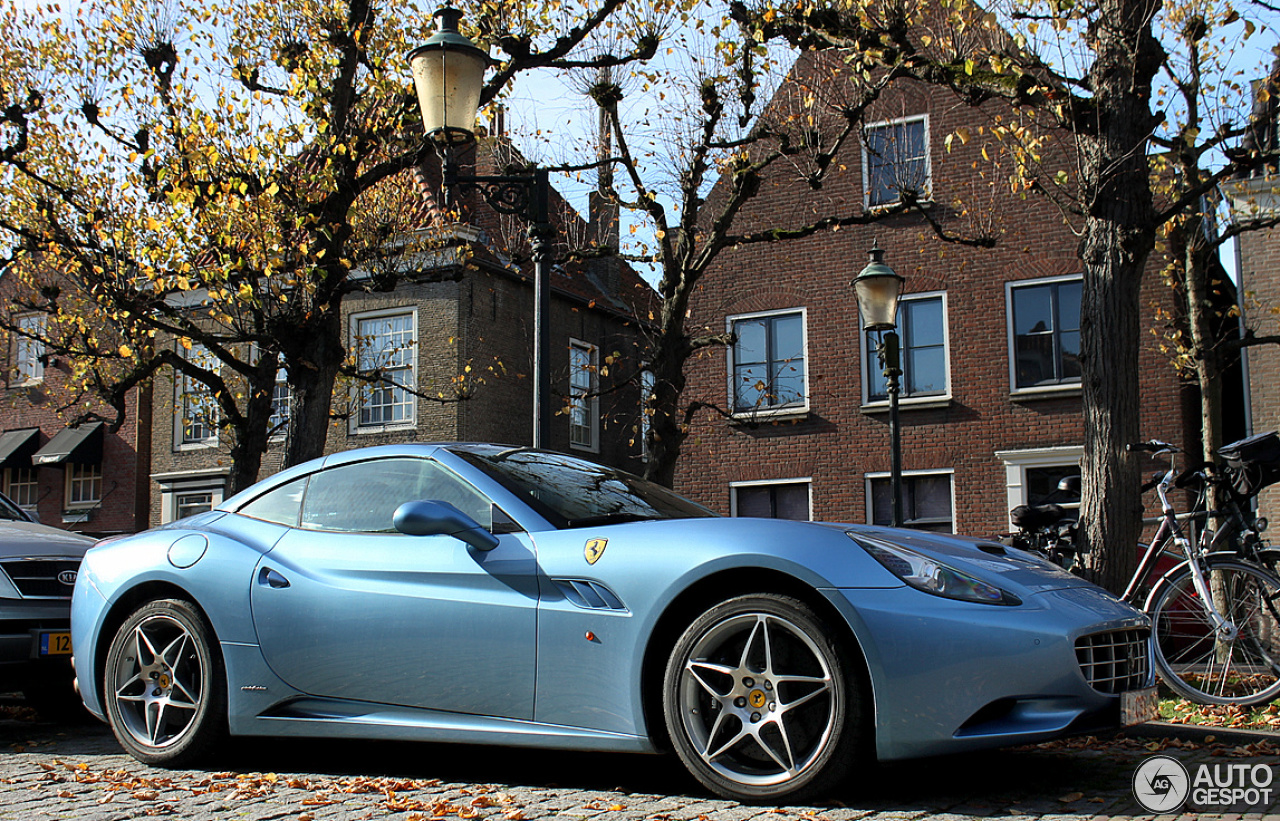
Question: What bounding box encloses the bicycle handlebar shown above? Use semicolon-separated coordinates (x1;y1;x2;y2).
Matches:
1128;440;1180;454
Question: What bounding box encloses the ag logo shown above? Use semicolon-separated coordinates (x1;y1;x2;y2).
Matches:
584;538;608;565
1133;755;1190;812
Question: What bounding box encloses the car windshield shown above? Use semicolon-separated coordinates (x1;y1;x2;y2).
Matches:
0;492;28;522
450;446;717;529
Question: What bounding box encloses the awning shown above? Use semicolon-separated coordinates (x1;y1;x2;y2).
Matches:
32;422;104;466
0;428;39;468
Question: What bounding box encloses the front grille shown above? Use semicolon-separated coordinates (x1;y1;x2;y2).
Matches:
1075;628;1151;694
1075;627;1157;691
0;559;80;599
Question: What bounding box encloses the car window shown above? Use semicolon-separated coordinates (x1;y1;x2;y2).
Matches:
452;447;716;529
238;477;308;526
299;457;493;533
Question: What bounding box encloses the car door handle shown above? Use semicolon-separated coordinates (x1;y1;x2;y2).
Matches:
259;568;291;589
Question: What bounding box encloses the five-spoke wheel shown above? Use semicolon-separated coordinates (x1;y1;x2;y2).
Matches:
663;594;865;802
104;598;225;765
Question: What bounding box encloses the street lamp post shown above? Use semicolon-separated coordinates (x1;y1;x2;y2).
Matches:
853;244;906;527
408;8;553;448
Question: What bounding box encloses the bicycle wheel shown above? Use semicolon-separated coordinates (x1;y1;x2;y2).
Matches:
1148;558;1280;706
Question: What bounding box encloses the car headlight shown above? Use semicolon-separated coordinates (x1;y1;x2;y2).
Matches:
853;536;1020;605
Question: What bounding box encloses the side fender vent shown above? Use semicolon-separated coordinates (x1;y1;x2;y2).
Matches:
553;579;628;612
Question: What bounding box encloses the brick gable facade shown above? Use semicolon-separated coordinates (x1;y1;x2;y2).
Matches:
674;61;1197;538
0;277;150;537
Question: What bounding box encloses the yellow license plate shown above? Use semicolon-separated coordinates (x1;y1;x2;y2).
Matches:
38;631;72;656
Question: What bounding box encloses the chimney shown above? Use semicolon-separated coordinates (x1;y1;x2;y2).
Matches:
589;66;621;296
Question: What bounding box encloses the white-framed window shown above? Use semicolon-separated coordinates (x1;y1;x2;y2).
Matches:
727;308;808;416
269;371;290;440
13;313;44;383
176;343;219;448
731;478;812;521
175;491;215;519
639;368;655;459
352;309;416;431
569;339;599;451
3;467;38;509
65;462;102;509
1007;275;1082;392
863;115;931;208
866;469;955;533
153;468;228;524
995;446;1083;527
863;291;949;404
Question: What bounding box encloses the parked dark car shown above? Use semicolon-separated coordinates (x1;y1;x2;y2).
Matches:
0;490;94;716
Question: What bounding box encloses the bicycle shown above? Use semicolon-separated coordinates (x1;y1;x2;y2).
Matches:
1122;439;1280;707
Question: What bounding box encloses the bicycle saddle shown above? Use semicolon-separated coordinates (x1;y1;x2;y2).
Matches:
1010;503;1067;529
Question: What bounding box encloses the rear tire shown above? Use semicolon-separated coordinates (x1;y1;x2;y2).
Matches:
1149;559;1280;706
662;593;867;802
103;598;226;765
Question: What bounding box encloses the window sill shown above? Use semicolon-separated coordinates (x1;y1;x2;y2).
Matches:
1010;385;1082;401
352;423;417;435
175;440;218;451
729;407;811;425
866;198;934;215
6;378;45;392
62;508;94;524
861;396;952;413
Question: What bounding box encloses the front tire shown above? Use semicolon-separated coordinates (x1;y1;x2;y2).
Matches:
103;598;226;765
662;594;867;802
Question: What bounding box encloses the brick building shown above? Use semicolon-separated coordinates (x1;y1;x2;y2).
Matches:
673;55;1200;537
1226;63;1280;525
0;292;151;537
148;144;655;526
1234;221;1280;526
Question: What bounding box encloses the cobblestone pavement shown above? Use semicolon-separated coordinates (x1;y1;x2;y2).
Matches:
2;717;1278;821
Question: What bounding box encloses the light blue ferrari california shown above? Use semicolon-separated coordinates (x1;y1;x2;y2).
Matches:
72;444;1155;801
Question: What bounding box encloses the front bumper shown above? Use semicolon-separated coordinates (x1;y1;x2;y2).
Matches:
0;601;75;692
825;583;1151;761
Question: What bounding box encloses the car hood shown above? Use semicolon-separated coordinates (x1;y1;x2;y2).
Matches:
0;520;96;559
561;516;1093;599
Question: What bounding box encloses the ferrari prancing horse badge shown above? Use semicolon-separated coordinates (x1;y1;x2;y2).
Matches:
584;538;608;565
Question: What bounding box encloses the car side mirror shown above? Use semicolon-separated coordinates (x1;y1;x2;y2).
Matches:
393;500;500;551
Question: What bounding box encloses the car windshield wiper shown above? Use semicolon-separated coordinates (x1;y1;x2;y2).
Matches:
565;512;663;528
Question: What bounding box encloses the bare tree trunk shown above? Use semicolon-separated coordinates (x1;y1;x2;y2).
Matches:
1077;0;1165;593
224;359;281;494
282;307;346;468
643;329;692;488
1080;227;1148;591
1183;215;1228;517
